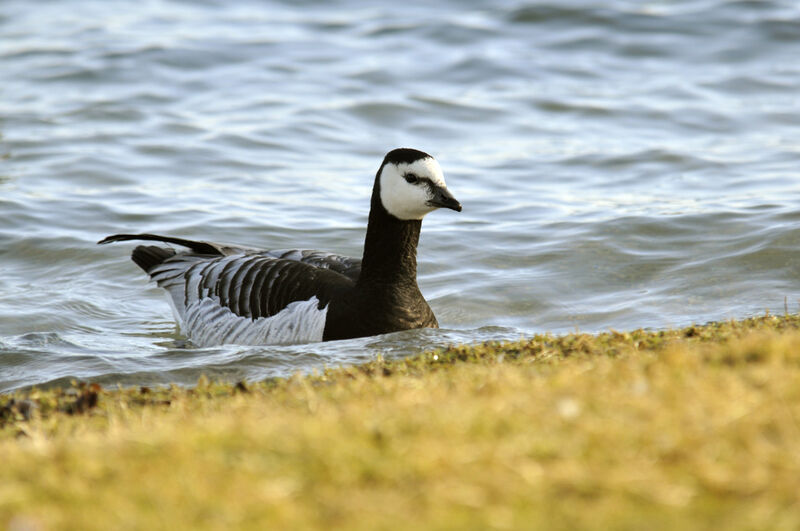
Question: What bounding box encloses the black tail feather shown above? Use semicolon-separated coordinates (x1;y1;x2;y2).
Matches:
98;233;221;255
131;245;176;273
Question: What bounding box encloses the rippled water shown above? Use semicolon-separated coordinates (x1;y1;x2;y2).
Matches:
2;0;799;392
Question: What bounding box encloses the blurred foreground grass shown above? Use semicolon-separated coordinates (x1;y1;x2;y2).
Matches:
2;314;800;530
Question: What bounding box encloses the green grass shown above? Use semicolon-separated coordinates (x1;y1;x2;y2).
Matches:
2;314;800;530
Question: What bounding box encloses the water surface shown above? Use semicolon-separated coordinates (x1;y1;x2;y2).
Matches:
2;0;800;391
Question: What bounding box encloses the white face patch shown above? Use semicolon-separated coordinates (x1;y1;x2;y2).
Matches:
379;157;450;220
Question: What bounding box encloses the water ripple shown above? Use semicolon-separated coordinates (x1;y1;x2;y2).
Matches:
2;0;799;390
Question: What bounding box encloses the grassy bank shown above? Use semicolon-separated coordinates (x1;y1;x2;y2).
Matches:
2;315;800;530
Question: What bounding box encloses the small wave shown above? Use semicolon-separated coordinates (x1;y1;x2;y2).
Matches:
342;101;418;125
3;0;800;391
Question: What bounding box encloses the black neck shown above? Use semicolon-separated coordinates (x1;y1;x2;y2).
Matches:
358;183;421;286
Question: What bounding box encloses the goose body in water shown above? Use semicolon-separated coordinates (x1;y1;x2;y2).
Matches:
99;148;461;346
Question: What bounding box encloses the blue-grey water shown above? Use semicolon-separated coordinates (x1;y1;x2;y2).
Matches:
1;0;799;392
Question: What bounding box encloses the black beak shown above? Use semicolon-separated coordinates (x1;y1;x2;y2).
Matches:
427;185;462;212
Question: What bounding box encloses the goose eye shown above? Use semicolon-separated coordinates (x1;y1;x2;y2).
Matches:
404;173;419;184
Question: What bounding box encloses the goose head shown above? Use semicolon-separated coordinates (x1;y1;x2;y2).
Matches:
377;148;462;221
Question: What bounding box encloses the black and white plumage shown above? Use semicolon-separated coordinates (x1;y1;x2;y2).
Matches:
99;148;462;346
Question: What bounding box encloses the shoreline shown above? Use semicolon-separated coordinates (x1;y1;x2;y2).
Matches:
3;314;800;529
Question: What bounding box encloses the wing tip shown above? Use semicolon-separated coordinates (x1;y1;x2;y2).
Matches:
98;234;131;245
97;233;222;255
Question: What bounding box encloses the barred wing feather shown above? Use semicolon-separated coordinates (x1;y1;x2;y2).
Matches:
148;252;351;346
260;249;361;281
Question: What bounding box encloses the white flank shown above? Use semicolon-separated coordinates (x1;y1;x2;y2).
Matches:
148;255;329;347
180;296;328;347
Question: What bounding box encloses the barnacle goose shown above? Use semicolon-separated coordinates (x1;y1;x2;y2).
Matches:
99;148;461;346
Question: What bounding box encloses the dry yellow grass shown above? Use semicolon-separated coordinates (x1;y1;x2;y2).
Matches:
2;314;800;530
